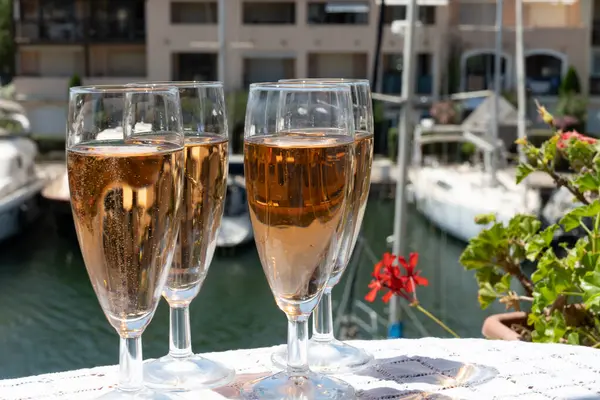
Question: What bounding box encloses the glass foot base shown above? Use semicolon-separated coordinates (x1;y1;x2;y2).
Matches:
240;370;356;400
144;354;235;391
271;338;373;374
96;388;184;399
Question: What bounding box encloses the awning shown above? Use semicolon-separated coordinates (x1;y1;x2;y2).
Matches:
325;3;370;13
375;0;449;5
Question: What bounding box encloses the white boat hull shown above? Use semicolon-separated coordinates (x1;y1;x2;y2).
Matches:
410;166;541;243
0;178;45;242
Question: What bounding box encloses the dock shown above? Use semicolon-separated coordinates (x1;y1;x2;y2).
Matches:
35;158;562;205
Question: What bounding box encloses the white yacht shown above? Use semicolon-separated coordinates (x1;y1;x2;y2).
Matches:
0;97;46;242
408;117;541;243
410;163;540;242
0;137;46;242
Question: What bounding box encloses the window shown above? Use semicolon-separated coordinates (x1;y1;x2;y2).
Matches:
173;53;217;81
243;2;295;24
41;0;77;21
243;58;295;86
384;5;435;25
458;3;495;25
384;5;405;24
307;2;369;25
171;2;218;24
591;50;600;77
17;0;39;20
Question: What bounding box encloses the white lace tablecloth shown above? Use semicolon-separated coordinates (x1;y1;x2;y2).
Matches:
1;338;599;399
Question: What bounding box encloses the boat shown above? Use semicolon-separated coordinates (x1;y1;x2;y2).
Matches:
218;174;254;248
408;117;541;243
43;170;254;249
0;96;46;242
0;98;31;135
410;163;541;242
0;137;47;242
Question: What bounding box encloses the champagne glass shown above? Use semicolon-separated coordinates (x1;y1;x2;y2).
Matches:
242;82;357;400
271;79;374;374
127;82;234;391
67;85;185;399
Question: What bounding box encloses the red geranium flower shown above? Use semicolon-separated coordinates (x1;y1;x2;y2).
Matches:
398;253;429;294
365;251;428;305
557;131;597;149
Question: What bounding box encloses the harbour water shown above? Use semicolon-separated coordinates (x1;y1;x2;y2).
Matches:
0;197;505;380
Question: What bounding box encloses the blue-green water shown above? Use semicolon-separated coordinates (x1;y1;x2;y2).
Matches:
0;198;504;379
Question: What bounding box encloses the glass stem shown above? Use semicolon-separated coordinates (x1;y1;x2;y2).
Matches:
312;287;334;342
169;305;193;358
287;315;310;376
118;336;144;393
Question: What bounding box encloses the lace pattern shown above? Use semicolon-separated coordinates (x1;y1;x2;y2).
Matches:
1;338;599;399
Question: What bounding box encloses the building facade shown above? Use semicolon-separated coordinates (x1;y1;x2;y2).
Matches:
9;0;599;133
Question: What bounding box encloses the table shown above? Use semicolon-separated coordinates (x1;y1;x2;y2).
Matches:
1;338;599;399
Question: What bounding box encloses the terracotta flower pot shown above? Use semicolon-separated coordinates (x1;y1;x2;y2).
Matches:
482;311;528;341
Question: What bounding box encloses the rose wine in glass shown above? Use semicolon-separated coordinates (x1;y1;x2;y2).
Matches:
128;82;234;391
67;85;184;399
271;79;375;374
241;82;356;400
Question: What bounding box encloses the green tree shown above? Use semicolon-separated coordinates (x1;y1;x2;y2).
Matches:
560;66;582;95
68;74;82;88
0;0;14;78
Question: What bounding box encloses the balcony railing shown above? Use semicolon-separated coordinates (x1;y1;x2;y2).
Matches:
15;19;85;43
89;18;145;42
14;17;145;44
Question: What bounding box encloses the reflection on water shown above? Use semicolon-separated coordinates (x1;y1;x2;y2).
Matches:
0;199;505;379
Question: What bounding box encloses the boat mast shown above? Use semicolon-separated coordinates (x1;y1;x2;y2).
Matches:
388;0;417;338
218;0;226;90
515;0;527;165
489;0;503;186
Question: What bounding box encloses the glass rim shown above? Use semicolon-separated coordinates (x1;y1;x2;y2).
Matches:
279;78;370;87
69;85;179;95
126;81;224;89
249;82;351;92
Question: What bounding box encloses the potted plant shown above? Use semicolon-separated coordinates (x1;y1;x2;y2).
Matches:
460;102;600;346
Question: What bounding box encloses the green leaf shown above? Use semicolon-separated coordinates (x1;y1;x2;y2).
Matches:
559;201;600;232
525;225;558;261
580;271;600;312
479;222;507;247
494;273;512;295
531;248;562;284
477;282;498;309
474;213;496;225
460;241;493;270
580;252;600;271
544;311;567;343
567;331;580;345
573;172;600;192
516;163;535;184
540;138;557;165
